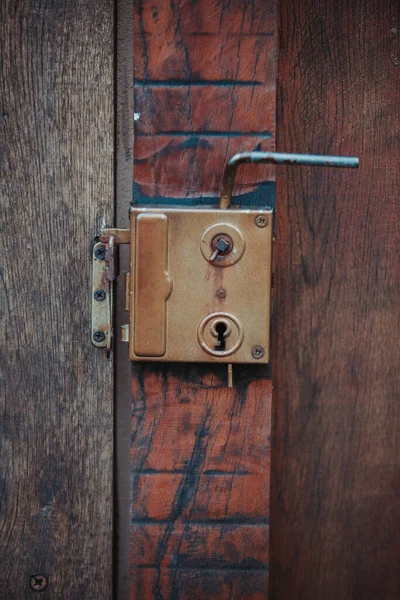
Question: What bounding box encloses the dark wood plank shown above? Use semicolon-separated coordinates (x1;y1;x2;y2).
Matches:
0;1;114;597
271;1;400;598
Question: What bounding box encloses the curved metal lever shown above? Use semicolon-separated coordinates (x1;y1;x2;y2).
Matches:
219;151;359;209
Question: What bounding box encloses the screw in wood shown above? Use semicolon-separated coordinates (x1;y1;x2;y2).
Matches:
252;345;265;359
30;575;48;592
93;289;106;302
93;330;106;343
94;246;106;260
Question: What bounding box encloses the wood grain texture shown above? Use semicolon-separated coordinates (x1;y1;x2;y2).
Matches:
129;366;271;599
0;1;114;598
127;2;276;597
271;1;400;598
116;0;135;596
134;0;276;199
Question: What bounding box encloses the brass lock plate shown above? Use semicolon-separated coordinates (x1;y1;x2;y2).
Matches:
128;206;273;364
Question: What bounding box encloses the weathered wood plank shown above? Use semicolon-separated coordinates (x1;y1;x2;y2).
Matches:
129;567;268;600
134;0;276;200
130;367;271;474
134;0;275;82
130;523;269;568
126;1;276;597
132;472;269;521
128;366;271;597
271;0;400;598
134;86;275;135
134;135;275;198
0;1;114;597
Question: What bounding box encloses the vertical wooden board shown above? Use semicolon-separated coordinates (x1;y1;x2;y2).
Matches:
0;2;113;598
124;1;276;598
134;0;277;200
129;367;271;599
271;0;400;598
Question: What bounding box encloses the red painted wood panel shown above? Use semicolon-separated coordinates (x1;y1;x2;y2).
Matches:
130;568;268;600
129;1;276;597
134;0;276;199
135;135;274;198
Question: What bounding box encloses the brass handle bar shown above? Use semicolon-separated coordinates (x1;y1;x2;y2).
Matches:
220;151;359;208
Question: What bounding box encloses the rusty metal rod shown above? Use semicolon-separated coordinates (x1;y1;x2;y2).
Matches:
220;151;359;208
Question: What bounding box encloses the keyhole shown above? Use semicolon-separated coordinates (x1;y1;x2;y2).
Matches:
214;321;227;351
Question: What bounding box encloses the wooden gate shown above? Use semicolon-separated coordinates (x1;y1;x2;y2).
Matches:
2;1;400;599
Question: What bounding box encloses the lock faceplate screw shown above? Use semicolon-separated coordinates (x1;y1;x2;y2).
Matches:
94;289;106;302
94;246;106;260
30;575;48;592
255;215;268;228
252;345;265;359
93;330;106;343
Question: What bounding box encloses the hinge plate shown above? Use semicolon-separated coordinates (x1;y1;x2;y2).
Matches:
91;242;112;350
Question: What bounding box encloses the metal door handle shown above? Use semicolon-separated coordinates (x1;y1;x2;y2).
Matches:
220;151;359;208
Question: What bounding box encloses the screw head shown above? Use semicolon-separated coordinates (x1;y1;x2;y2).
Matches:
93;330;106;343
94;246;106;260
30;575;48;592
94;289;106;302
252;345;265;359
255;215;268;228
216;288;226;299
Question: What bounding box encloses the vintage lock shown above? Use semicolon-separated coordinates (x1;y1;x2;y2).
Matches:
92;152;358;383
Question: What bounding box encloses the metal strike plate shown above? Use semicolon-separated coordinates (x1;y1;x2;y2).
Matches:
128;206;273;364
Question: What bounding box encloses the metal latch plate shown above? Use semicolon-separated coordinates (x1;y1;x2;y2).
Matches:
128;206;273;364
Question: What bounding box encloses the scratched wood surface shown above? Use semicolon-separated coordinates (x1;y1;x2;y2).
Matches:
129;365;271;599
134;0;276;201
126;1;276;598
271;0;400;598
0;1;114;598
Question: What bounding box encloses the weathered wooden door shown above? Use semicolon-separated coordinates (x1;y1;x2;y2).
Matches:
2;0;399;599
271;0;400;598
118;0;400;599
